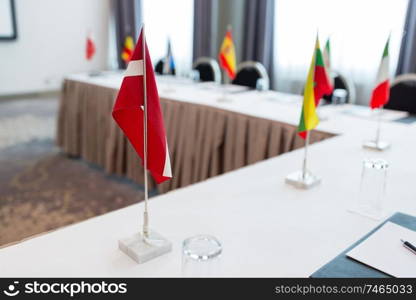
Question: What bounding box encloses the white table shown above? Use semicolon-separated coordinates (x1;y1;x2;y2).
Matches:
0;73;414;277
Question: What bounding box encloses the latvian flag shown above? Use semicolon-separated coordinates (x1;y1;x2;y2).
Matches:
112;28;172;184
370;37;390;109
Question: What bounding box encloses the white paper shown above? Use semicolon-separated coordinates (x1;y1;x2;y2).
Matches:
347;222;416;277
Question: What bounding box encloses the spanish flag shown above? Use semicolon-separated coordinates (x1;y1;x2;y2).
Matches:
121;36;134;63
297;37;322;139
218;27;236;79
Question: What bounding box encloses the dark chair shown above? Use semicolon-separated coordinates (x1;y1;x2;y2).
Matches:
155;58;176;75
231;61;269;90
322;71;356;104
192;57;221;83
385;74;416;114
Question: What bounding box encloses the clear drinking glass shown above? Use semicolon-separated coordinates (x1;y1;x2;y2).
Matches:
189;70;200;82
256;78;268;91
181;235;222;277
353;158;389;220
331;88;348;104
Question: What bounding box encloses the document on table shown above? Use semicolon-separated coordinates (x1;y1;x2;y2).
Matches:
347;222;416;277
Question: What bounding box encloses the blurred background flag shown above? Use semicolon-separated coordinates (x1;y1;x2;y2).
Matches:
163;38;176;75
323;38;334;87
370;37;390;109
112;29;172;184
85;33;96;61
121;36;135;64
297;38;321;139
313;37;333;105
218;27;237;80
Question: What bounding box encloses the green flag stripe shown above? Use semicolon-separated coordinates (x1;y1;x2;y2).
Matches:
383;38;389;58
298;107;306;133
315;47;325;67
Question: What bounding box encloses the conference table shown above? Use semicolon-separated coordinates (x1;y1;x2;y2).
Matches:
56;72;333;194
1;72;415;277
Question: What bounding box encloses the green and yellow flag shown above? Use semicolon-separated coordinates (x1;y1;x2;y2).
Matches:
297;38;321;139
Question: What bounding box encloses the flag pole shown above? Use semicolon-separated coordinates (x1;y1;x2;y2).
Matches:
375;107;382;146
302;131;310;180
142;24;150;239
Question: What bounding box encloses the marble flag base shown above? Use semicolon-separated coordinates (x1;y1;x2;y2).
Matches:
285;170;321;189
119;230;172;264
362;140;391;151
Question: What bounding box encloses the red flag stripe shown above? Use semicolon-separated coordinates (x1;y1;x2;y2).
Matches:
370;80;390;109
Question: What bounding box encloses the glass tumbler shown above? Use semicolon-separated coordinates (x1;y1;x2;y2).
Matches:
256;78;268;91
331;88;348;104
181;235;222;277
353;158;389;220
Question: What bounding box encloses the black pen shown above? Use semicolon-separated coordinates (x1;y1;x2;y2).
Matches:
400;239;416;255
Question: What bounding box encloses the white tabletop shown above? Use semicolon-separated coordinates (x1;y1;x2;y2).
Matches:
0;73;414;277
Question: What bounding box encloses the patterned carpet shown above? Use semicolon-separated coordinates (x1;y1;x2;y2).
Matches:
0;96;145;247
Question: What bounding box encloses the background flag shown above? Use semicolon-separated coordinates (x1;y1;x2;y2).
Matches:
163;38;175;74
86;34;96;61
323;38;334;88
113;29;172;184
297;38;321;139
121;36;135;63
313;37;333;105
219;28;237;79
369;37;390;109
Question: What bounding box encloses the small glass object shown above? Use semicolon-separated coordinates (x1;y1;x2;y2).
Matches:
181;235;222;277
189;70;200;82
256;78;268;91
351;158;389;220
331;88;348;104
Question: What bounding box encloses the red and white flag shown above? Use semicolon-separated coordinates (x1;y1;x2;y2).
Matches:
112;29;172;184
370;37;390;109
86;34;96;60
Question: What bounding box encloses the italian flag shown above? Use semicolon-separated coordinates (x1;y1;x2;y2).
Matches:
322;38;334;88
370;38;390;109
219;28;237;79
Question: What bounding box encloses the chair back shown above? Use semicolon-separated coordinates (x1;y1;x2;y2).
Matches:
232;61;270;90
192;57;221;83
385;74;416;113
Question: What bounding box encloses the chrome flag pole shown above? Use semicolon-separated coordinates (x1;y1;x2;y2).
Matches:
142;24;150;239
375;107;382;146
302;131;311;180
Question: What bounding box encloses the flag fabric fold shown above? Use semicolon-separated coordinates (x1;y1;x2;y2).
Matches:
112;29;172;184
219;28;237;79
370;37;390;109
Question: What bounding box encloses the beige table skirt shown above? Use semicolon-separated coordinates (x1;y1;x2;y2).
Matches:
57;79;334;194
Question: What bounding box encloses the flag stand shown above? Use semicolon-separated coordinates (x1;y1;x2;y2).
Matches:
363;108;390;151
118;25;172;264
218;73;231;102
285;131;321;189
